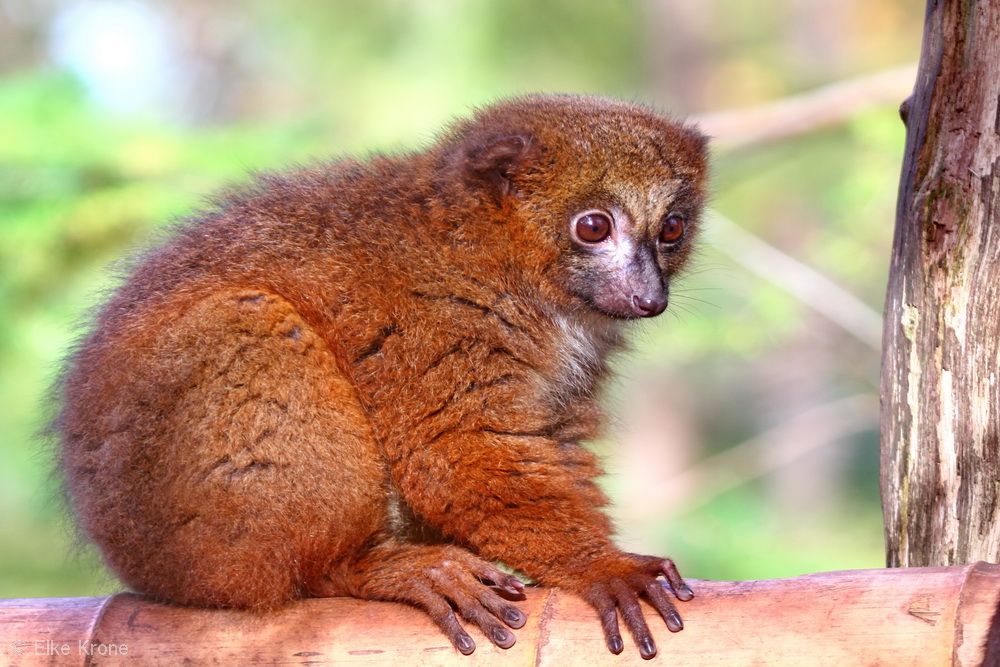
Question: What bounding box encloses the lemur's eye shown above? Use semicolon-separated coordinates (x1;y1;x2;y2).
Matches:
660;214;685;244
574;212;612;243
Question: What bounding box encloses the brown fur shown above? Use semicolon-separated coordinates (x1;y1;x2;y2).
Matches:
56;94;708;656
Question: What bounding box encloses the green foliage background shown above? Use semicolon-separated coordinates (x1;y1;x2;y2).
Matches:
1;0;922;598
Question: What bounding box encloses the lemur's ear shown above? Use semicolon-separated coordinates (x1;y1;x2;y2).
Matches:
466;133;537;200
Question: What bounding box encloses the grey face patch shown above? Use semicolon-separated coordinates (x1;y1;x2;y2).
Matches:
565;202;669;319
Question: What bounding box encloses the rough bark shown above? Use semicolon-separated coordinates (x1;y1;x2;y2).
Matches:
882;0;1000;567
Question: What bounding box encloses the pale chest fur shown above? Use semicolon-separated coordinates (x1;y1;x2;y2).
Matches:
546;311;626;408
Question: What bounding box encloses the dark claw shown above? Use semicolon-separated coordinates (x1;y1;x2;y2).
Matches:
504;608;526;628
666;610;683;632
607;634;624;654
492;627;515;649
659;559;693;600
639;636;657;659
455;633;476;655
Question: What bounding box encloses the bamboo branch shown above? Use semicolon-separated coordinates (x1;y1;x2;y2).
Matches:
693;64;917;149
706;210;884;349
642;394;879;519
3;564;999;665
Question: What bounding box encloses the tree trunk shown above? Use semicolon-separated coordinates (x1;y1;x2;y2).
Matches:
882;0;1000;567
